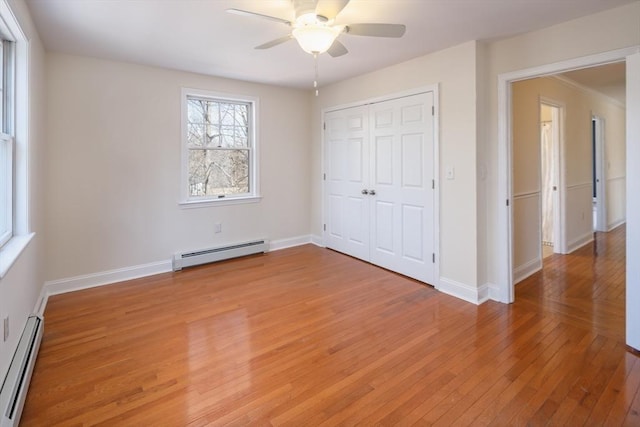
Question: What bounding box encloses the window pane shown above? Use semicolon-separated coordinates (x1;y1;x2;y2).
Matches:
187;99;204;124
221;103;235;126
235;127;248;146
220;125;246;148
205;101;219;125
235;104;248;127
206;124;221;147
187;123;205;146
188;149;249;197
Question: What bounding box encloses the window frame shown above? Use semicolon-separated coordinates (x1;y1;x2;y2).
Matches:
0;29;15;247
0;134;13;246
0;0;34;279
180;88;260;208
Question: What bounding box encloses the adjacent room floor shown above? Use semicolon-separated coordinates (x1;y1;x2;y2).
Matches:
21;225;638;425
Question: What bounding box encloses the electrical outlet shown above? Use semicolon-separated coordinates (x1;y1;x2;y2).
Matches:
3;316;8;342
214;223;222;233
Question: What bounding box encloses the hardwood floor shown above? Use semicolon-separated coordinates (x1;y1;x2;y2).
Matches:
21;226;639;425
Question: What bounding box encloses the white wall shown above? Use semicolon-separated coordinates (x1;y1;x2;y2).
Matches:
475;42;490;290
485;1;640;288
311;41;481;299
511;76;627;282
601;98;627;229
0;0;46;380
44;54;312;282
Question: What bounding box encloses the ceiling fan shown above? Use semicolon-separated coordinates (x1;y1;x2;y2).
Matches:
227;0;406;57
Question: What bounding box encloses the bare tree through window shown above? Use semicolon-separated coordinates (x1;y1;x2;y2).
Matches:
186;96;251;197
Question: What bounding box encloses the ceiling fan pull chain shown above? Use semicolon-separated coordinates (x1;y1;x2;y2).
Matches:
314;52;319;96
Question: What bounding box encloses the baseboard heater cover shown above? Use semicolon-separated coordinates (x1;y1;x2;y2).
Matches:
0;315;44;427
172;239;269;271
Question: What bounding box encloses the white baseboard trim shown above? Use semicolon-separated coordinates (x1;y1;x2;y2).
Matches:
269;235;311;251
45;260;173;296
608;219;626;232
42;236;316;299
486;282;503;303
437;277;487;305
477;284;490;304
514;257;542;285
310;234;324;247
567;232;594;253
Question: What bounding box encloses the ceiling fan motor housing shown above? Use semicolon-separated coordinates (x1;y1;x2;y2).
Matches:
293;0;319;20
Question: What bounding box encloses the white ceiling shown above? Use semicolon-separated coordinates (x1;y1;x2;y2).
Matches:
25;0;636;89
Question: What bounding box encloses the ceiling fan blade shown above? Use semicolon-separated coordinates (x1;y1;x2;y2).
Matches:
227;8;291;26
346;23;406;38
327;39;348;57
316;0;350;20
255;35;293;50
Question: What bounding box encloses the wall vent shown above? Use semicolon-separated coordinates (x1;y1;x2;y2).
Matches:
172;239;269;271
0;315;44;427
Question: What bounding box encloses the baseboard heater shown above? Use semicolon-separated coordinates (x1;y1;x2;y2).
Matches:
0;315;43;427
172;239;269;271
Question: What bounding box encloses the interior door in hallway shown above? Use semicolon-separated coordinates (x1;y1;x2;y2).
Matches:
324;92;435;285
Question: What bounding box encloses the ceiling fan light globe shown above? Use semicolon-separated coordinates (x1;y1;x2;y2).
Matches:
292;25;340;54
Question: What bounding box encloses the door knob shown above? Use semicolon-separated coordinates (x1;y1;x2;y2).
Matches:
362;189;369;195
369;189;376;195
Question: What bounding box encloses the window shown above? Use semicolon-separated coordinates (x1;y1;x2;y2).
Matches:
0;2;31;277
181;89;259;206
0;37;14;247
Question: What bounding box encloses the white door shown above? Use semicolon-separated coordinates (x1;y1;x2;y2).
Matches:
324;92;435;285
324;105;370;261
369;93;435;283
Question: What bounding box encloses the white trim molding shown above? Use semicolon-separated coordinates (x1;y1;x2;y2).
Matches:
437;277;489;305
0;232;33;278
310;234;324;247
608;219;626;232
45;260;173;296
514;258;542;285
269;235;312;251
567;232;594;254
487;283;501;302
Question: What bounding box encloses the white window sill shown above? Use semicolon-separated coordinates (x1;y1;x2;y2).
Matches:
179;196;262;209
0;232;35;278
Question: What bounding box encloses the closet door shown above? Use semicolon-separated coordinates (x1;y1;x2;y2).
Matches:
324;105;370;261
323;92;435;285
369;93;434;284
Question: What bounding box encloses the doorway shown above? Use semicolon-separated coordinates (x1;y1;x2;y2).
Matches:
497;48;634;306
